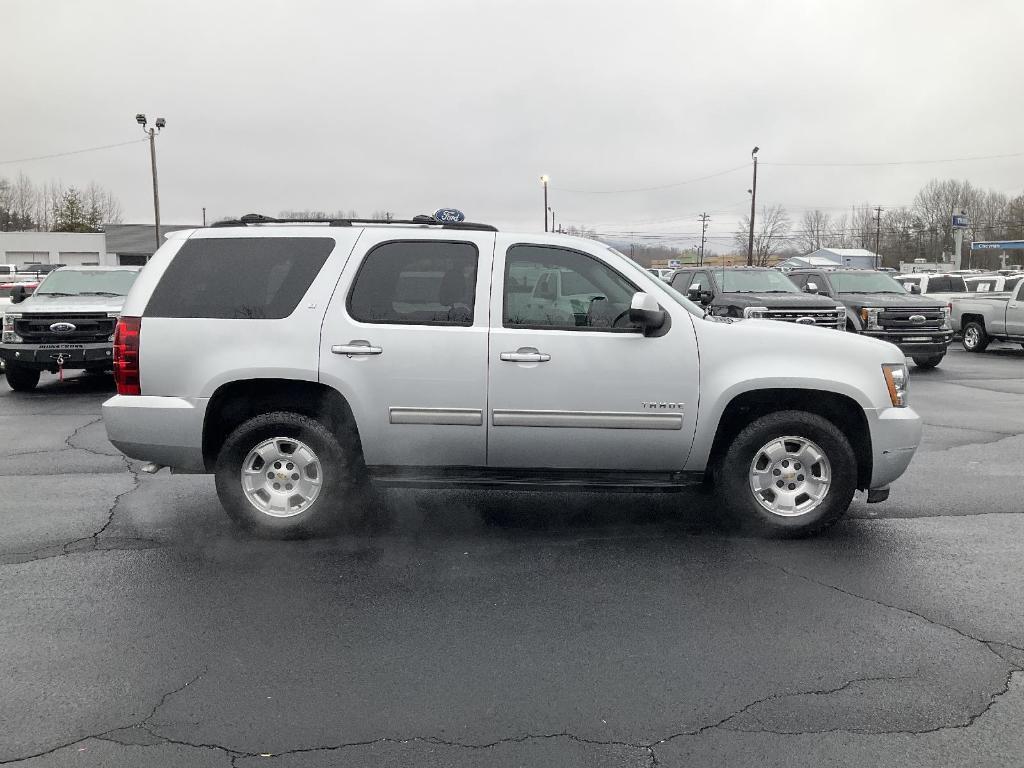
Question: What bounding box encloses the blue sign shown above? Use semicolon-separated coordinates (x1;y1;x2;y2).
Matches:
434;208;465;223
971;240;1024;251
952;214;970;229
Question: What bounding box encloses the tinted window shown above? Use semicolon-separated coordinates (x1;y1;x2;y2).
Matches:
670;271;693;290
1005;277;1022;292
348;241;478;326
145;237;334;319
789;273;808;289
718;270;798;293
925;276;967;292
504;245;640;331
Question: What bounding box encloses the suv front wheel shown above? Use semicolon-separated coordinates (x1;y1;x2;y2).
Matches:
717;410;856;537
214;411;361;538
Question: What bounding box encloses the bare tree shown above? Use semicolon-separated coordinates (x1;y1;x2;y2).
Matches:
84;181;123;225
733;205;791;266
796;209;832;253
11;172;37;229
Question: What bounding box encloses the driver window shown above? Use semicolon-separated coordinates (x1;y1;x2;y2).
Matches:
503;245;640;331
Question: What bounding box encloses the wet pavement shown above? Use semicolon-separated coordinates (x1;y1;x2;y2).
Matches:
1;344;1023;767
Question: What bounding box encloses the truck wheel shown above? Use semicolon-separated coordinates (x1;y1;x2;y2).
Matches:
717;410;856;537
214;411;362;538
962;322;989;353
5;364;40;392
912;354;944;369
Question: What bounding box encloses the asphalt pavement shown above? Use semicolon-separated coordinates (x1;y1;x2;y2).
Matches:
1;343;1023;767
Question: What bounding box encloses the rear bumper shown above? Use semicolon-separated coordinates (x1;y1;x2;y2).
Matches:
862;330;953;356
866;406;922;489
102;394;208;472
0;342;113;369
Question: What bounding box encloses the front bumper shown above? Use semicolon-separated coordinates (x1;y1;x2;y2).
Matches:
862;330;953;356
0;342;113;369
102;394;208;472
867;406;922;489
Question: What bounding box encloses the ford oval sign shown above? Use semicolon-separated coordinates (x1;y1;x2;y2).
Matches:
49;322;77;334
433;208;465;223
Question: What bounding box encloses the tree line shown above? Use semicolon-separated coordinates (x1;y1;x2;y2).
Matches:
0;172;123;233
733;179;1024;268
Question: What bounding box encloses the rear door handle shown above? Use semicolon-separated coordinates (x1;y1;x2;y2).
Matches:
332;340;382;356
500;347;550;363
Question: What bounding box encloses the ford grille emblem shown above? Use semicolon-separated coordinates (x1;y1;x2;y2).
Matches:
49;322;77;334
909;314;926;324
795;317;816;325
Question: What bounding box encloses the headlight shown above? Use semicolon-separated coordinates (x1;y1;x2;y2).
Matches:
882;363;909;407
743;306;769;319
860;307;882;330
2;313;22;343
835;306;846;329
941;305;951;328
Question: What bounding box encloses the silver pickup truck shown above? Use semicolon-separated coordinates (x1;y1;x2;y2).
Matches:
951;280;1024;352
1;266;142;391
101;215;922;538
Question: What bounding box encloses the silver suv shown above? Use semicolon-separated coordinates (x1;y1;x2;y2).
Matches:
102;214;922;537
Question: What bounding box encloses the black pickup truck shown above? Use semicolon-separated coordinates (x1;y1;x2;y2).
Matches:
785;267;953;368
667;266;846;329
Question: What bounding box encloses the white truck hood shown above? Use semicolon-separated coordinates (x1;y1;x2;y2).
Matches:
11;294;128;315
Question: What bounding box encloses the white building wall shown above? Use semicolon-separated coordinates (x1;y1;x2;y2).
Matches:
0;232;112;267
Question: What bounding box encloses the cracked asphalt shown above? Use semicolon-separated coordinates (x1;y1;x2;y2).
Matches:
1;343;1023;767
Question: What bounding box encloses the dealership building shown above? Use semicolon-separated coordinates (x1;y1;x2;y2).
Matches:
0;224;198;268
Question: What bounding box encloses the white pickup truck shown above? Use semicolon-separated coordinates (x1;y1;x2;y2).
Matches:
101;214;921;538
950;280;1024;352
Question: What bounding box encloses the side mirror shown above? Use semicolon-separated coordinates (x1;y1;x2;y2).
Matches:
687;283;701;301
909;284;922;294
10;285;26;304
628;292;666;334
804;282;819;294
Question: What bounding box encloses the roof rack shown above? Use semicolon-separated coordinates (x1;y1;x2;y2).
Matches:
210;213;498;232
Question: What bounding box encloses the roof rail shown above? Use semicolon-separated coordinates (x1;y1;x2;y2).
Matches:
210;213;498;232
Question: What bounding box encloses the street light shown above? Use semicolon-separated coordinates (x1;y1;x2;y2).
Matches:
540;175;550;232
746;146;759;266
136;113;166;252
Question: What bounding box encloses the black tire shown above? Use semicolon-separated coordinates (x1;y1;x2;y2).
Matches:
5;364;40;392
912;354;944;369
962;321;990;353
214;411;364;538
717;410;857;537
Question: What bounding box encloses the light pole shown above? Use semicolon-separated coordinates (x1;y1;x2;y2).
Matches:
746;146;759;266
548;206;556;233
540;175;550;232
136;113;166;252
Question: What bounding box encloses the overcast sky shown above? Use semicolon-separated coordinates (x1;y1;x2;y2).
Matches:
4;0;1023;249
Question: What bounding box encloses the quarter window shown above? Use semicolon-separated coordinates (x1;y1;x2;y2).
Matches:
145;237;334;319
348;241;478;326
504;245;640;331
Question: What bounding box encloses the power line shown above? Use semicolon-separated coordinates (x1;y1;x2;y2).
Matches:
552;164;749;194
762;151;1024;168
0;138;147;166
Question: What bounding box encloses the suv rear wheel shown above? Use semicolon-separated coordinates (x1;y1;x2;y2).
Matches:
717;410;856;537
5;363;40;392
214;411;362;538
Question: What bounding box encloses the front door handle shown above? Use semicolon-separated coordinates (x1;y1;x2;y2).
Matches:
332;340;383;356
500;347;551;363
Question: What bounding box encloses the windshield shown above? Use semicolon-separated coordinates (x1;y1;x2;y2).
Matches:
36;269;139;296
830;272;908;294
718;270;799;293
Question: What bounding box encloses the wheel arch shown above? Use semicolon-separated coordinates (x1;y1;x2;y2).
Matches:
702;388;872;492
202;378;361;471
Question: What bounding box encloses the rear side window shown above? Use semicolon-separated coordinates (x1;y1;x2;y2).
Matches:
145;237;334;319
347;241;478;326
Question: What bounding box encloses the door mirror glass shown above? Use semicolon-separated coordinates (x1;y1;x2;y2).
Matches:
804;281;819;294
628;292;666;334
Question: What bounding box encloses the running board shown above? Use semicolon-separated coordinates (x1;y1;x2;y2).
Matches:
368;466;704;493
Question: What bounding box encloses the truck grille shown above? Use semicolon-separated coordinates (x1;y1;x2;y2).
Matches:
761;308;844;328
14;313;115;343
879;307;945;330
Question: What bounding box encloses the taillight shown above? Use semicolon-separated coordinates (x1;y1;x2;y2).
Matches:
113;316;141;396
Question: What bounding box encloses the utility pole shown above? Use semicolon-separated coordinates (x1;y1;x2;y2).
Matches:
873;206;883;269
202;207;206;227
540;175;549;232
548;207;555;234
136;113;166;251
698;212;710;266
747;146;759;266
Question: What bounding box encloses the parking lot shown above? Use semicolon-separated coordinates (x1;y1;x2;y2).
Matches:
1;343;1023;767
